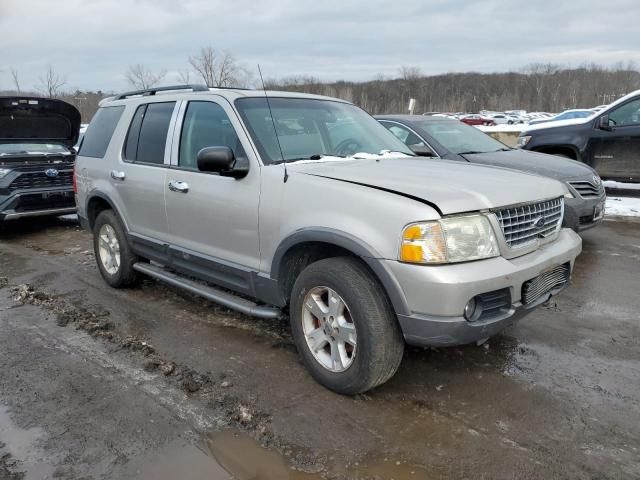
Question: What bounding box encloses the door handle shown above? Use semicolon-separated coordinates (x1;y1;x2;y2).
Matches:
110;170;126;181
168;180;189;193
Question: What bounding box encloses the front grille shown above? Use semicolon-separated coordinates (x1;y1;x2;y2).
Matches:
476;288;511;321
568;179;604;199
495;198;563;248
14;192;75;212
521;263;570;306
8;170;73;191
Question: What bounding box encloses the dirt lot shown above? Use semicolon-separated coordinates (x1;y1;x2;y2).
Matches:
0;217;639;479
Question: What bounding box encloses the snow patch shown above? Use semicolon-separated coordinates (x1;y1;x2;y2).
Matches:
604;180;640;191
606;197;640;217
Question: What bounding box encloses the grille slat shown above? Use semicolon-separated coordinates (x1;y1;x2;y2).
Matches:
568;179;604;199
8;170;73;191
495;198;563;248
521;263;570;305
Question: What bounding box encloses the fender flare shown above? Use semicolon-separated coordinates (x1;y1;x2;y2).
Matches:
270;227;411;316
85;191;127;231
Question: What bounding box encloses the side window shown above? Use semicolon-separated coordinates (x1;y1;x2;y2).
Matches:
608;99;640;127
123;105;145;161
382;123;425;147
124;102;175;164
178;101;246;170
78;106;124;158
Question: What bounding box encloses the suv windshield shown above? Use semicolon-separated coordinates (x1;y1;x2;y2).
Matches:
235;97;413;164
415;120;508;155
0;143;69;155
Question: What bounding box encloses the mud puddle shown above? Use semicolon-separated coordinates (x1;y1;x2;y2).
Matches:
0;403;54;480
135;429;432;480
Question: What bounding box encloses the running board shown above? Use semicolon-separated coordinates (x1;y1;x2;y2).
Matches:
133;262;282;319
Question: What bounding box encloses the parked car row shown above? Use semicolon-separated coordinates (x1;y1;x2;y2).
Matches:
428;107;610;127
2;87;588;395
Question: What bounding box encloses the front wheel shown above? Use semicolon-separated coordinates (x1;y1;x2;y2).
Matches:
289;257;404;395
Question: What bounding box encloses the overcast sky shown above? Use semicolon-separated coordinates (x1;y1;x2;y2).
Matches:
1;0;639;92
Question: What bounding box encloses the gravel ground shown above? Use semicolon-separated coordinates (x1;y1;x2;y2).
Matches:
0;216;639;479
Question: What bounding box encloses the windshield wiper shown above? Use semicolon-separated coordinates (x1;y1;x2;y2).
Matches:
279;154;347;164
457;150;484;155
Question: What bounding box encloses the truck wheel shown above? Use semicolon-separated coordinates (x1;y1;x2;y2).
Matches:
93;210;140;288
289;257;405;395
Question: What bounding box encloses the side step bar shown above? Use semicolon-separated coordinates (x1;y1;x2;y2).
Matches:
133;262;282;319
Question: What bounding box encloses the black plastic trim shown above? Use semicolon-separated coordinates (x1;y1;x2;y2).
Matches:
270;227;411;315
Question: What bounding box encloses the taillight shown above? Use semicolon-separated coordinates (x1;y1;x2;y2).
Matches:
73;164;77;193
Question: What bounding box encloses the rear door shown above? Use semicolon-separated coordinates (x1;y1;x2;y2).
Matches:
115;101;177;255
163;98;261;294
590;98;640;181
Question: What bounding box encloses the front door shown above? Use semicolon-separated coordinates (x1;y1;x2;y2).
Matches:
164;99;260;294
590;98;640;181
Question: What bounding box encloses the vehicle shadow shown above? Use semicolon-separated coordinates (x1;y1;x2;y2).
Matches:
0;215;79;241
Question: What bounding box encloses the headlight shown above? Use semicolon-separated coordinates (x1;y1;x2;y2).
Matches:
516;135;532;148
400;215;499;264
0;168;11;178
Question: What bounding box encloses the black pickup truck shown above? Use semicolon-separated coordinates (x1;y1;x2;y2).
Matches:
518;90;640;182
0;97;80;221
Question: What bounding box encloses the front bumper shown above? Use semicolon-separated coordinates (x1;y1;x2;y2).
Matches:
563;195;606;232
0;189;76;221
386;228;582;346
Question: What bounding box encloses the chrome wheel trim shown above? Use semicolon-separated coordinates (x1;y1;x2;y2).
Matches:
98;224;121;275
301;286;357;373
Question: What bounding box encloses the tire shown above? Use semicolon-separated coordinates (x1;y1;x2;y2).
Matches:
93;210;140;288
289;257;404;395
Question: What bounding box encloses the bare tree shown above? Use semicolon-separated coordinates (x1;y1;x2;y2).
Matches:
176;69;191;84
125;64;166;90
39;65;67;98
189;47;245;87
10;68;20;93
399;65;422;81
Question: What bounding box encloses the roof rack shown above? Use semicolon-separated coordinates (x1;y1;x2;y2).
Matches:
113;84;209;100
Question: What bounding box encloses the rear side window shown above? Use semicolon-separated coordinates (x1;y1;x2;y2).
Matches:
79;106;124;158
124;102;175;164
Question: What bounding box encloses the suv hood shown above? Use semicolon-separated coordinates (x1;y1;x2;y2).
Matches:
290;157;564;215
0;96;81;148
461;149;595;181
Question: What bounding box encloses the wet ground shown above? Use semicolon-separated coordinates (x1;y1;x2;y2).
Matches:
0;216;639;479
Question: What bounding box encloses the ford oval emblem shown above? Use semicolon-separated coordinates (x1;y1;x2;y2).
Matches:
532;216;545;229
45;168;59;178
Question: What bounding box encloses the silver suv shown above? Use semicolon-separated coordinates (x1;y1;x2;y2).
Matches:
75;85;582;394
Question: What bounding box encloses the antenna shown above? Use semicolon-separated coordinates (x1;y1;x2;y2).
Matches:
258;65;288;183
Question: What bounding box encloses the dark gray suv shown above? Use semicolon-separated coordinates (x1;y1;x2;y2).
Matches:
0;97;80;221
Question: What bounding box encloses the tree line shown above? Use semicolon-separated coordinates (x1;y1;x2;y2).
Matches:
2;55;639;121
266;62;640;114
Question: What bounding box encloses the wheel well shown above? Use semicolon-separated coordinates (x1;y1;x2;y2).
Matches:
277;242;361;305
86;197;113;230
534;146;578;160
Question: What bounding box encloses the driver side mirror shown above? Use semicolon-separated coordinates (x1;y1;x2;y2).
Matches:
197;146;248;179
409;144;436;157
598;114;612;131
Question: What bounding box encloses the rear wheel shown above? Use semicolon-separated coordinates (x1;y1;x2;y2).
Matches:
289;257;404;395
93;210;140;288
